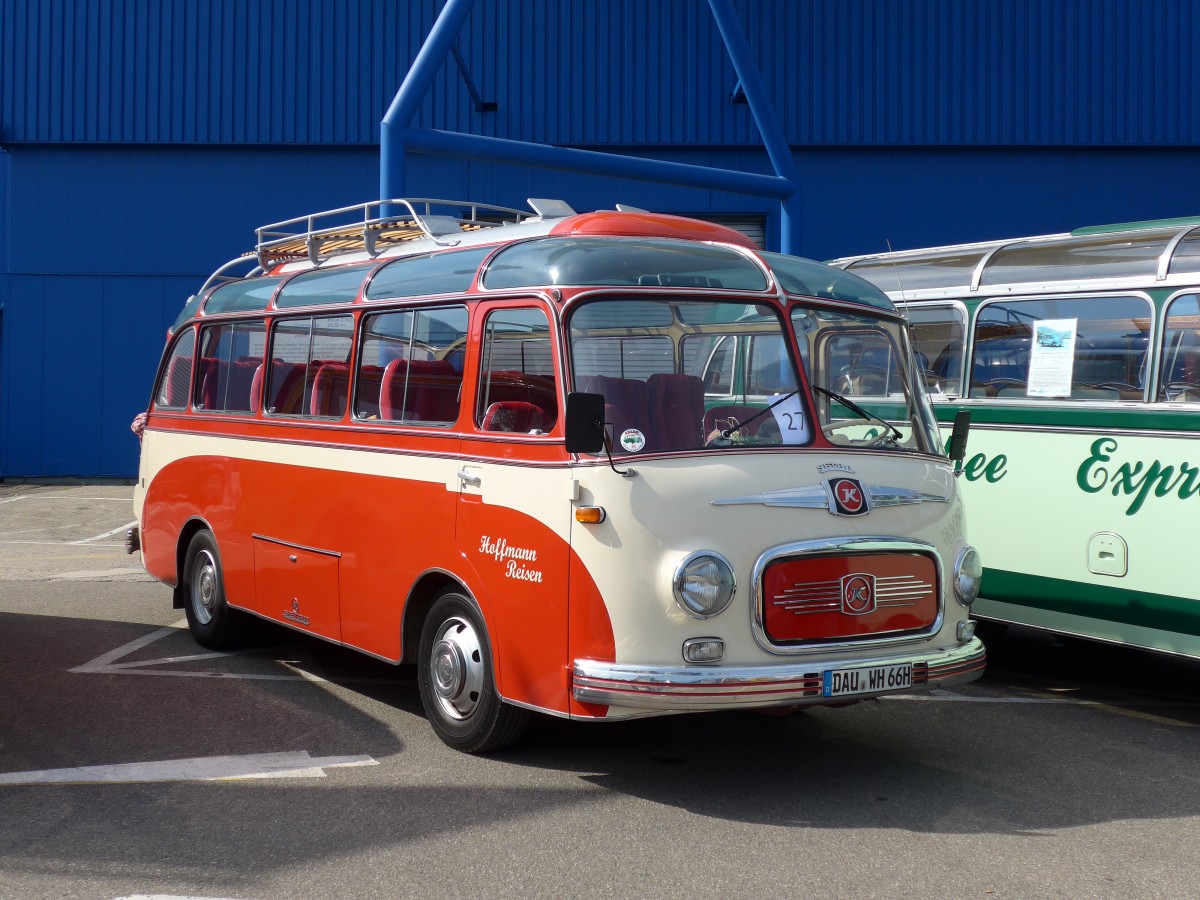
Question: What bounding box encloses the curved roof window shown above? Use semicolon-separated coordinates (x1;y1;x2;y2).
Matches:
483;237;769;291
979;232;1167;286
171;292;207;332
203;276;285;317
275;262;376;309
761;252;894;309
842;250;988;294
366;246;492;301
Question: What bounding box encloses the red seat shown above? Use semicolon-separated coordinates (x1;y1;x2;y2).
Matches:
582;375;653;450
220;357;260;412
648;373;705;450
481;401;548;433
480;370;558;430
196;357;227;410
264;360;308;415
381;358;461;423
310;362;352;417
354;364;385;419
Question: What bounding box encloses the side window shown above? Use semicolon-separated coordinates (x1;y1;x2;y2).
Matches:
476;307;559;434
357;306;467;424
823;330;904;397
266;315;354;417
1160;294;1200;401
155;328;197;409
970;296;1151;400
903;304;966;399
698;336;736;395
745;335;798;396
193;321;267;413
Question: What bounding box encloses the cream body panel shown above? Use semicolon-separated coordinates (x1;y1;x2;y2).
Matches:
569;450;969;669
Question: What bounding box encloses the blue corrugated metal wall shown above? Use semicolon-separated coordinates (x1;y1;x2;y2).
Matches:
4;0;1199;147
3;0;1200;476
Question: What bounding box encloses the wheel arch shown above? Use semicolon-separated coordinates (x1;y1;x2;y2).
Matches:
401;569;478;664
171;516;216;610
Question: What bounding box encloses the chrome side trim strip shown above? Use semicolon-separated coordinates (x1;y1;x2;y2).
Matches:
572;639;985;711
712;485;827;508
712;485;949;509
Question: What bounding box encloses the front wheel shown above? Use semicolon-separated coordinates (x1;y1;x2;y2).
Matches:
182;530;250;650
417;590;530;753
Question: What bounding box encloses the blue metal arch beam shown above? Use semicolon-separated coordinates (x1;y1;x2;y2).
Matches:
380;0;804;252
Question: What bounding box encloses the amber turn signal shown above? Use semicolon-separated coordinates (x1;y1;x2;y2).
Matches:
574;506;606;524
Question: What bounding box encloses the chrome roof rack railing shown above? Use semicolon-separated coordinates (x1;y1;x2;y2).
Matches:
254;198;557;270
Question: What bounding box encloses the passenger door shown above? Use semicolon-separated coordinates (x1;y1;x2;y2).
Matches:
454;300;573;713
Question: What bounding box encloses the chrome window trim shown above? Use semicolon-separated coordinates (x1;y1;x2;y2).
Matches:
968;290;1156;403
749;536;945;656
897;298;969;400
1157;226;1200;281
1158;288;1200;401
833;223;1200;300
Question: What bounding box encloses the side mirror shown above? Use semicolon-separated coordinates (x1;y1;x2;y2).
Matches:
948;410;971;466
565;392;606;454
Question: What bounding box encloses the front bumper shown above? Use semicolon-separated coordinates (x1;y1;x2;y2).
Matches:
572;637;986;711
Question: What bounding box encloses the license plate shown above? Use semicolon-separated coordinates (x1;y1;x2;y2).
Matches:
822;662;913;698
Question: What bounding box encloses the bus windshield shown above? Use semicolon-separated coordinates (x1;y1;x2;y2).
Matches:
567;297;940;454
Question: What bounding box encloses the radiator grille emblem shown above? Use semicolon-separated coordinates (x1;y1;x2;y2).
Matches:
841;574;876;615
829;477;868;515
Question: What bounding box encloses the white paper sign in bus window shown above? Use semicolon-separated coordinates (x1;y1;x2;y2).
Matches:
1026;318;1078;398
768;393;810;443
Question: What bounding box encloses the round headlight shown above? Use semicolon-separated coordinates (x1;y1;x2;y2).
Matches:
672;552;736;619
954;546;982;606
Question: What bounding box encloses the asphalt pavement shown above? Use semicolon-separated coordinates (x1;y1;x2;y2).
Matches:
0;484;1197;900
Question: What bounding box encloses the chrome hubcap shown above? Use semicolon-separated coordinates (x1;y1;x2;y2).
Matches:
428;616;484;721
191;549;217;625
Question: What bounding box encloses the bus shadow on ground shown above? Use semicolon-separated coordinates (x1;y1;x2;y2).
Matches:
506;661;1200;833
979;623;1200;722
0;611;409;779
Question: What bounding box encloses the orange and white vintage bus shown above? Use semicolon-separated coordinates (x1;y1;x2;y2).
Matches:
131;198;986;752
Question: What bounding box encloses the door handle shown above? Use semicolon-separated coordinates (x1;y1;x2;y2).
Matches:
457;468;482;487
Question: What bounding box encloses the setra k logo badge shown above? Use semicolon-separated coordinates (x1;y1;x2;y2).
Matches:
840;574;877;615
827;477;869;516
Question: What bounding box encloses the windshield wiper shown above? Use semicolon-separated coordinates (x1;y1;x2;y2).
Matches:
711;389;801;443
812;385;904;447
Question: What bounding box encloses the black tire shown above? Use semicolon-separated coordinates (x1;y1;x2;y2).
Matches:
417;589;530;753
182;530;250;650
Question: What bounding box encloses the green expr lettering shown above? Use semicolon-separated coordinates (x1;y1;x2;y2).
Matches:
1077;437;1200;515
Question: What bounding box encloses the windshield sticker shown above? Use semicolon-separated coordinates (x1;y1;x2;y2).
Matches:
1027;318;1078;398
620;429;647;452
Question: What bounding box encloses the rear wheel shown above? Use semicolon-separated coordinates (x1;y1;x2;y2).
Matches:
182;530;249;650
417;589;530;753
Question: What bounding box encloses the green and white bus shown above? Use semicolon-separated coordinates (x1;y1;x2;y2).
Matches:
828;217;1200;659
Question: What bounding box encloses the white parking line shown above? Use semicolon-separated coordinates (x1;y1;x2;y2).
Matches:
0;495;130;503
71;621;398;684
0;751;378;785
70;520;138;544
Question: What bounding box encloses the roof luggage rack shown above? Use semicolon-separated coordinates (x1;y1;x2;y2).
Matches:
255;198;544;269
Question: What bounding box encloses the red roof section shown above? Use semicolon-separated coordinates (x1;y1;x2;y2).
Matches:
549;211;759;250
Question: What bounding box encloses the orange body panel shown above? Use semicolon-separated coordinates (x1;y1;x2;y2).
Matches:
140;420;617;717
